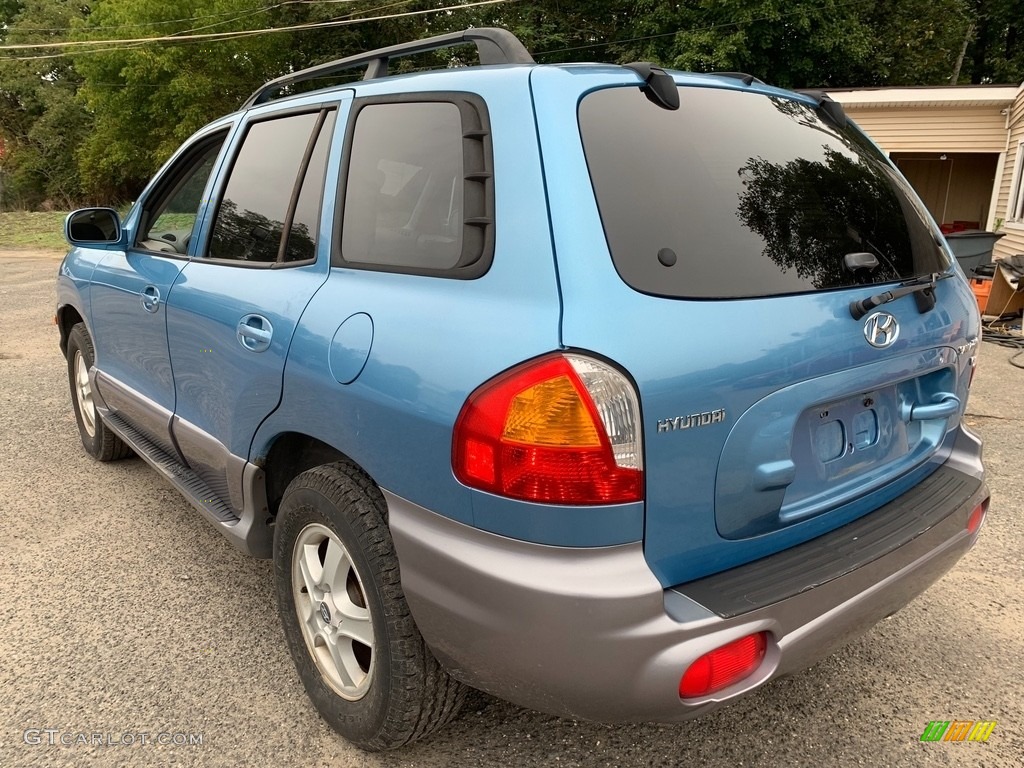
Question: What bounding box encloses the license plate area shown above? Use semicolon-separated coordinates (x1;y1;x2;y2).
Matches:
782;367;957;524
715;349;958;540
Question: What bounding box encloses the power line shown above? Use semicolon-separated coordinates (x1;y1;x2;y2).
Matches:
3;1;419;62
5;0;376;34
0;0;514;52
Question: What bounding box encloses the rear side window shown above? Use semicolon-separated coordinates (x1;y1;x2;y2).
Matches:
208;109;335;264
337;95;493;277
579;86;948;299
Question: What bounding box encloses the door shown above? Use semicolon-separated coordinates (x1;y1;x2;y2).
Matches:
165;103;344;510
89;130;229;456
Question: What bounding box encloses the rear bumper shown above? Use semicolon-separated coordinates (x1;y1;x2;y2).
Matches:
387;435;988;723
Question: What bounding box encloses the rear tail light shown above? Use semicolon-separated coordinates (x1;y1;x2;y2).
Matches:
679;632;768;699
452;352;642;505
966;499;988;534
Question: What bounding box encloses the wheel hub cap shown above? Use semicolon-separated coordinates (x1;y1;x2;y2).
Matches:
292;523;374;701
74;350;96;438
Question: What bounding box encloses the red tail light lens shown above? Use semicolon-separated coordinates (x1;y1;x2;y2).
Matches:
453;353;642;505
966;499;988;534
679;632;768;699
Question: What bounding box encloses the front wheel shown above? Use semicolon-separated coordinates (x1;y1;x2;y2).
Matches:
65;322;132;461
274;461;466;750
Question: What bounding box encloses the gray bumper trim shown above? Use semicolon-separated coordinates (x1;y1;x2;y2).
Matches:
385;473;987;723
677;466;983;618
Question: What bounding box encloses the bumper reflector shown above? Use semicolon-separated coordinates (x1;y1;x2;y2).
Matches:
966;499;988;535
679;632;767;699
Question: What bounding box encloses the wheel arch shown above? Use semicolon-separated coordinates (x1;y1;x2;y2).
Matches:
56;304;86;357
257;432;382;521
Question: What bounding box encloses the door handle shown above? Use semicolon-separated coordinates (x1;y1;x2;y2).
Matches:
141;285;161;313
237;314;273;353
899;393;960;422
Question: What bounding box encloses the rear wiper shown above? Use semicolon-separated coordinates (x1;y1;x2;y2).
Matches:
849;272;953;320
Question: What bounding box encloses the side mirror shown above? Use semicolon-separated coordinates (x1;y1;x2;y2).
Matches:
65;208;122;245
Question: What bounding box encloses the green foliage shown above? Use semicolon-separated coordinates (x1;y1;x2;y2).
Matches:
0;0;91;208
71;0;433;199
852;0;972;86
605;0;879;88
963;0;1024;83
1;0;1023;210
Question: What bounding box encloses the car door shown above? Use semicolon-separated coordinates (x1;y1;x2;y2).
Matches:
89;128;231;457
165;100;346;511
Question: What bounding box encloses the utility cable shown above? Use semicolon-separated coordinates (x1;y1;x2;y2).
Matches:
982;320;1024;370
0;0;515;52
6;0;390;33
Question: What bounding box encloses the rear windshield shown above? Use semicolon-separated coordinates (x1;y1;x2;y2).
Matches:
578;86;948;299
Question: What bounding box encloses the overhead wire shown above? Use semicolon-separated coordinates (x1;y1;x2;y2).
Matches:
0;0;515;54
5;0;392;33
4;0;420;64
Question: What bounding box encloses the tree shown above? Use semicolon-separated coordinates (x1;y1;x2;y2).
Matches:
0;0;91;208
963;0;1024;83
857;0;973;86
3;0;1023;210
71;0;452;199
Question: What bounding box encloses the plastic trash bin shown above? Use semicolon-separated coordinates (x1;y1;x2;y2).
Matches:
945;230;1006;274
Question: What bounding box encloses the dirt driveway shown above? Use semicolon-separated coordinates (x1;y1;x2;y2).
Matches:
1;248;1022;767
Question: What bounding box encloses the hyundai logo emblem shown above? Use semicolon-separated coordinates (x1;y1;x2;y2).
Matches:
863;311;900;349
319;602;332;624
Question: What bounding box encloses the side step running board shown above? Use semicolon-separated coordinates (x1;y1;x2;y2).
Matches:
103;412;273;557
105;411;239;523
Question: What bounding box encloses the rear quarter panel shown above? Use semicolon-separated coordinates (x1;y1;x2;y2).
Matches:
251;69;567;531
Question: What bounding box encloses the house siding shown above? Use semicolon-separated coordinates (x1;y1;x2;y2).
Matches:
843;106;1008;153
993;87;1024;261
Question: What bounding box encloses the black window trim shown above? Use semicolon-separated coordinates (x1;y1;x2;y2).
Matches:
133;128;231;260
198;103;339;270
331;91;495;279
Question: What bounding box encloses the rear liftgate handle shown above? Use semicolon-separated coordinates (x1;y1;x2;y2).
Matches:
899;393;960;422
237;314;274;353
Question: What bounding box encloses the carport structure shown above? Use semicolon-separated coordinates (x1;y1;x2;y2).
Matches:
826;84;1020;253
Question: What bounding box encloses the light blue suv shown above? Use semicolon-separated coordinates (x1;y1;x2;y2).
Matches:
56;28;990;751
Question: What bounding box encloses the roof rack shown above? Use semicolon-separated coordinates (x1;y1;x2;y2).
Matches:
800;89;848;127
242;27;535;109
708;72;766;86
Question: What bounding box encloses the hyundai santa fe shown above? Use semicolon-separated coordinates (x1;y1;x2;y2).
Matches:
56;27;989;750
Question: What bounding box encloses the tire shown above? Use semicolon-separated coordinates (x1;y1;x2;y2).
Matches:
274;461;466;751
66;323;133;462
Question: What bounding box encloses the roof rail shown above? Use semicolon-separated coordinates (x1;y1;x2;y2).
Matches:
708;71;765;86
801;89;848;127
242;27;534;108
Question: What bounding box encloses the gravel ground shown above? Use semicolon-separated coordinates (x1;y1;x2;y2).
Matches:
1;248;1022;768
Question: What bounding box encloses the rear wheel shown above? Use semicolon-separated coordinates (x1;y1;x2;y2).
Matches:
66;323;132;461
274;461;466;750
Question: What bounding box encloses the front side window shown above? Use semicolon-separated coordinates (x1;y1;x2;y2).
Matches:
207;110;334;264
339;96;493;277
138;133;226;255
579;86;949;299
